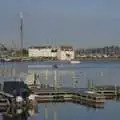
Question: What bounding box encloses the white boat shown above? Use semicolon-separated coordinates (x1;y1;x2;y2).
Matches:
70;60;81;64
4;58;12;62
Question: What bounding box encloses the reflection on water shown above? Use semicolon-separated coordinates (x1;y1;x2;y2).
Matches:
1;61;120;120
0;105;38;120
44;104;48;120
27;68;120;88
37;101;120;120
1;61;120;87
1;101;119;120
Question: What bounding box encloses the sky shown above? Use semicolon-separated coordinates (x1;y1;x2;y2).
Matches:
0;0;120;48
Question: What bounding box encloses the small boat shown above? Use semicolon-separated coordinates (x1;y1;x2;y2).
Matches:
53;64;58;69
4;58;12;62
70;60;81;64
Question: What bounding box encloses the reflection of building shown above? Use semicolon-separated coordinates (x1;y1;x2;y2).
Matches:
28;46;57;58
57;46;74;60
24;73;35;85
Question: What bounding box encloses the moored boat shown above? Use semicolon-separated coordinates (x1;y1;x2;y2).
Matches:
70;60;80;64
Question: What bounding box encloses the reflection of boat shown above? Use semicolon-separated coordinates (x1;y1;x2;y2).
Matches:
28;64;59;69
28;65;53;68
70;60;80;64
53;64;58;69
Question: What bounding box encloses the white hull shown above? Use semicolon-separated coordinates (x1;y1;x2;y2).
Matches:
4;58;12;62
70;60;80;64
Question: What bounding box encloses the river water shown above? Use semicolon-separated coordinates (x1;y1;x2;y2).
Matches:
0;61;120;120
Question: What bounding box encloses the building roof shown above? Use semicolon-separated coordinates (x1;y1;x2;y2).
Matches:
29;46;52;49
60;46;73;51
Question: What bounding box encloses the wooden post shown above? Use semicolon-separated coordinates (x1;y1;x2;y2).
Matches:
54;104;58;120
45;104;48;120
34;73;37;85
91;80;94;90
45;70;48;88
54;70;57;91
72;71;75;88
115;84;117;96
87;80;91;90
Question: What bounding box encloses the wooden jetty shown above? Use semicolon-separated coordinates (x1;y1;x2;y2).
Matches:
0;91;13;109
93;85;120;99
31;87;105;108
0;83;120;110
72;91;105;108
29;84;120;108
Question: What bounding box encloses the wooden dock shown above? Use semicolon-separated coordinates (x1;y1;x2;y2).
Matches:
31;87;105;108
0;91;14;109
0;85;120;110
29;85;120;109
93;85;120;99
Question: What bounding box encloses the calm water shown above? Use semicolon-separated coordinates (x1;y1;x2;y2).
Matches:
0;61;120;120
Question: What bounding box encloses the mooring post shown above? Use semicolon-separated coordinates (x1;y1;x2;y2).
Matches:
44;104;48;120
54;104;58;120
54;70;57;91
72;71;75;88
34;73;37;85
91;80;94;91
45;70;48;88
87;79;91;90
115;84;117;96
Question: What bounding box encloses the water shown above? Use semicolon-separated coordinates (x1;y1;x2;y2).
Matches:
0;61;120;120
26;61;120;87
37;101;120;120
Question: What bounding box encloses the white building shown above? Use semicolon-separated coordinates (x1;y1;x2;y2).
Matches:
57;46;75;60
28;46;57;58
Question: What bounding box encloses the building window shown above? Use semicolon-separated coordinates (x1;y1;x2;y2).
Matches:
66;54;71;57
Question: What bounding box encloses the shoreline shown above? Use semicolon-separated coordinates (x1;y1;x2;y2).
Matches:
76;57;120;61
1;57;120;63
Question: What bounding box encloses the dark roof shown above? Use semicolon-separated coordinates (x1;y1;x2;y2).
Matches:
29;46;52;49
60;46;73;51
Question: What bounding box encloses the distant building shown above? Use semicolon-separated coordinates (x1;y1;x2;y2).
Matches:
57;46;75;60
0;43;9;58
28;46;57;58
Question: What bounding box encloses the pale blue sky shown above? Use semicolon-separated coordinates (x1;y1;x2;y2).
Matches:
0;0;120;48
